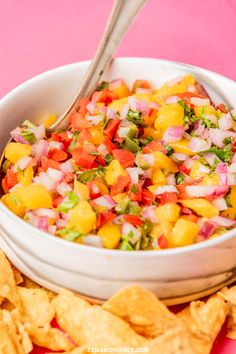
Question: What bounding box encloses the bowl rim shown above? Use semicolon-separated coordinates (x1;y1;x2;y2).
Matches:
1;56;236;258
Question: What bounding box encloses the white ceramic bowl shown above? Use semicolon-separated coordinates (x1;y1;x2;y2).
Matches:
1;58;236;304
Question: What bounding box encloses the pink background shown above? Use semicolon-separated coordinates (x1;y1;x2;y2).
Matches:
0;0;236;353
1;0;236;99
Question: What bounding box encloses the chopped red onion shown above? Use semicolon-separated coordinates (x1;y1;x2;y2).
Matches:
120;103;129;119
188;137;211;152
10;129;30;145
83;235;103;248
209;216;236;228
128;97;150;116
56;219;67;229
97;143;109;156
141;154;155;167
187;85;197;93
142;206;158;223
117;127;130;138
218;113;233;131
193;120;205;136
60;160;74;173
199;221;216;238
183;158;195;170
37;216;49;231
219;173;236;186
107;107;117;119
228;163;236;173
126;167;144;184
209;129;236;148
33;173;57;191
163;126;185;143
172;153;188;162
49;141;64;151
48;225;57;235
166;174;176;185
30;124;45;141
86;115;104;126
93;195;116;209
122;223;141;245
212;198;228;211
86;101;96;115
57;182;72;196
215;163;228;174
203;152;219;166
12;156;33;172
149;101;160;110
185;185;228;197
190;97;210;106
165;96;180;104
47;168;64;183
152;185;178;195
32;140;49;162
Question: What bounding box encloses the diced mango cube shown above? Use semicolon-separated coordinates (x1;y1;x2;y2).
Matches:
44;114;57;128
74;180;90;200
180;198;219;218
142;127;162;140
14;184;52;209
90;127;103;145
155;75;195;96
154;103;184;131
156;203;180;223
151;168;166;185
5;143;32;164
110;80;130;98
17;166;34;186
194;105;216;117
98;222;121;249
1;193;25;217
171;218;199;247
151;221;173;247
67;201;96;234
153;151;178;173
169;139;194;155
105;159;128;185
108;97;128;113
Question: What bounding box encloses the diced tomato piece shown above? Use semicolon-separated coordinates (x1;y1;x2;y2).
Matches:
76;129;93;147
96;155;106;167
57;132;72;143
132;80;151;92
123;214;143;227
143;140;165;153
51;133;61;142
217;103;228;113
96;211;116;229
53;195;63;208
78;96;90;116
50;132;71;150
178;92;205;105
49;149;68;162
65;172;74;183
72;147;96;169
69;112;91;132
110;175;131;196
112;149;135;168
129;184;142;202
178;163;190;176
91;90;119;104
104;119;120;139
159;192;178;205
2;169;18;192
102;136;116;153
141;188;156;204
41;157;61;171
183;214;199;223
87;181;101;199
158;235;169;249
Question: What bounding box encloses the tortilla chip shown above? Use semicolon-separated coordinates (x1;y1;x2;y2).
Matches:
17;287;55;327
103;285;180;338
147;324;199;354
226;305;236;339
0;251;21;309
178;295;229;354
25;323;74;351
10;264;24;285
21;276;56;301
53;289;147;347
0;320;18;354
218;285;236;305
0;309;32;354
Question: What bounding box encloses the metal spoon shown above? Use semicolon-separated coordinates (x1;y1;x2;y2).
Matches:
47;0;148;133
0;0;148;171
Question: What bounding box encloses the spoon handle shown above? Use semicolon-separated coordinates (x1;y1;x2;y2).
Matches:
49;0;148;132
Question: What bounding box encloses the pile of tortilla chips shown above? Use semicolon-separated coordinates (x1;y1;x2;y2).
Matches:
0;249;236;354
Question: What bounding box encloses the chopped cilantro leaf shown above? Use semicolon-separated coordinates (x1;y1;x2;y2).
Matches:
56;227;83;242
78;170;96;183
130;184;139;194
122;136;140;153
178;100;195;124
176;173;185;184
203;147;233;163
104;153;113;165
119;239;133;250
90;151;100;156
68;131;79;152
139;136;153;147
225;193;232;207
96;81;109;91
223;137;233;145
21;130;36;144
57;191;80;213
166;146;174;156
127;109;146;127
115;197;142;216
